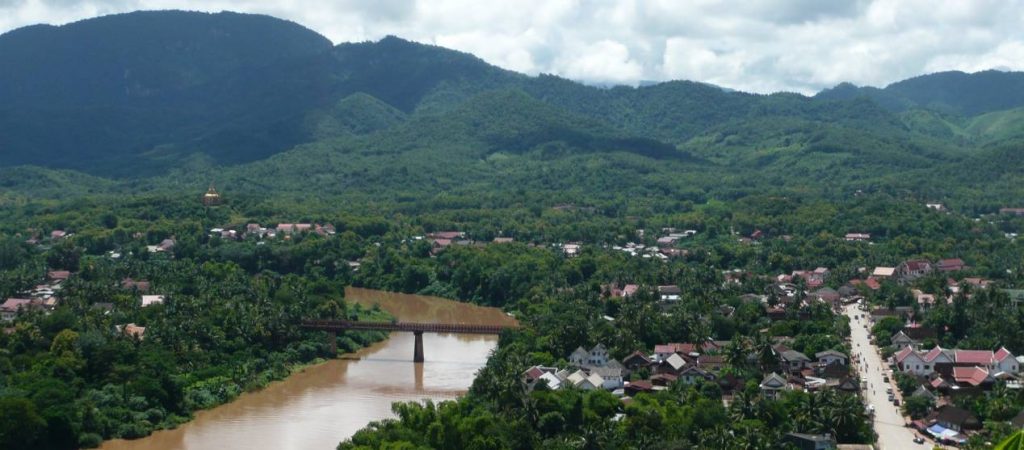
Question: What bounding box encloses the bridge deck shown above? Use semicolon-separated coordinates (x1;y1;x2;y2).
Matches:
299;319;514;335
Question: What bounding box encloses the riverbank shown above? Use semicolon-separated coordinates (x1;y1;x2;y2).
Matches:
94;300;390;449
99;288;515;450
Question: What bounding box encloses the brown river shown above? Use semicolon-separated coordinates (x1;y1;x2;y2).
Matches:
100;287;516;450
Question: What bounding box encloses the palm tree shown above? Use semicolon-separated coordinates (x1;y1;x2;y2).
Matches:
725;337;751;372
995;430;1024;450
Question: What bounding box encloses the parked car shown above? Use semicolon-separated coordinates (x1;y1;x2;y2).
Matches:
888;394;895;402
914;437;925;444
894;399;900;406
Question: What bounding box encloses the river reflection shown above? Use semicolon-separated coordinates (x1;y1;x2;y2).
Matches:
100;288;515;450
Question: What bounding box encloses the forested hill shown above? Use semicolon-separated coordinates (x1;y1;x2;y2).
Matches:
2;9;1024;209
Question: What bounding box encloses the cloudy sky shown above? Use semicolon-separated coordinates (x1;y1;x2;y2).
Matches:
2;0;1023;94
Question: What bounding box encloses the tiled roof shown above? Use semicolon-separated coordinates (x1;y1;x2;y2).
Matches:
955;349;994;365
952;367;991;386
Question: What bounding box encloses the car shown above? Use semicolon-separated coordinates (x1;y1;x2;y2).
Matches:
883;375;889;382
914;437;925;444
888;394;895;402
886;388;893;394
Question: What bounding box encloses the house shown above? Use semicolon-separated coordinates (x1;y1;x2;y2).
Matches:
591;362;625;389
890;331;917;348
929;405;980;432
569;347;589;366
156;238;176;252
872;267;895;278
562;243;581;257
844;233;870;242
656;236;678;247
121;278;151;291
523;365;557;383
913;289;936;309
994;347;1020;373
654;353;687;375
896;259;934;283
791;268;829;288
937;258;966;272
140;295;165;307
894;346;940;376
569;344;609;367
624;380;654;397
760;372;789;400
926;203;946;211
912;385;936;401
1000;208;1024;216
47;270;71;282
697;354;726;372
849;278;881;291
621;284;639;297
566;370;604;390
783;432;837;450
657;285;681;302
492;237;514;244
118;323;146;340
962;277;992;289
676;365;715;385
815;350;848;366
1;298;32;322
894;346;1016;377
952;366;993;388
653;341;726;361
780;349;811;372
836;377;859;393
622;351;652;371
585;344;610;366
50;230;68;239
649;373;678;387
810;288;841;303
537;372;563;390
428;231;464;240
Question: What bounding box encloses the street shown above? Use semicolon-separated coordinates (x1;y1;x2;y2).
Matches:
845;305;925;449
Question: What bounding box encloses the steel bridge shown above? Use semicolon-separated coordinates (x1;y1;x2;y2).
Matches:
299;319;516;362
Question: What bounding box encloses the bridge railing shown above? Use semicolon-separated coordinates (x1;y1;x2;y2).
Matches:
299;319;515;335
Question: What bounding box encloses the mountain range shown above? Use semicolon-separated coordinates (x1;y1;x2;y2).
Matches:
2;10;1024;210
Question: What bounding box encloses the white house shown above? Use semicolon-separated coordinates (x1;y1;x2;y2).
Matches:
567;370;604;390
591;363;625;389
815;350;848;366
140;295;165;307
657;285;681;302
760;373;788;400
569;344;610;367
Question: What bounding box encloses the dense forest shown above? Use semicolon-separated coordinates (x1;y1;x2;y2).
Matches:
4;9;1024;450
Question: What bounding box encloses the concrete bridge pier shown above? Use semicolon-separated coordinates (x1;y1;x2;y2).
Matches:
413;331;424;363
327;331;337;356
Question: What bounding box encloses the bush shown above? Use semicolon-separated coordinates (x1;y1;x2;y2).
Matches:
78;432;104;448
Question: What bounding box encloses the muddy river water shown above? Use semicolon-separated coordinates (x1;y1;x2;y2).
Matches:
100;287;515;450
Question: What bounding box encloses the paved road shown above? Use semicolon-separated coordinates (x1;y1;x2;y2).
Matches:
845;305;925;450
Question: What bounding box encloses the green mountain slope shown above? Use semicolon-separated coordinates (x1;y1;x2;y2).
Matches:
2;9;1024;210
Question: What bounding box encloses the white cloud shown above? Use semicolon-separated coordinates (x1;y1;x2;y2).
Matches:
1;0;1022;94
554;39;644;84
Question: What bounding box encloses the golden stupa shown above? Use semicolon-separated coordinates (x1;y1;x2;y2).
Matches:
202;183;222;206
